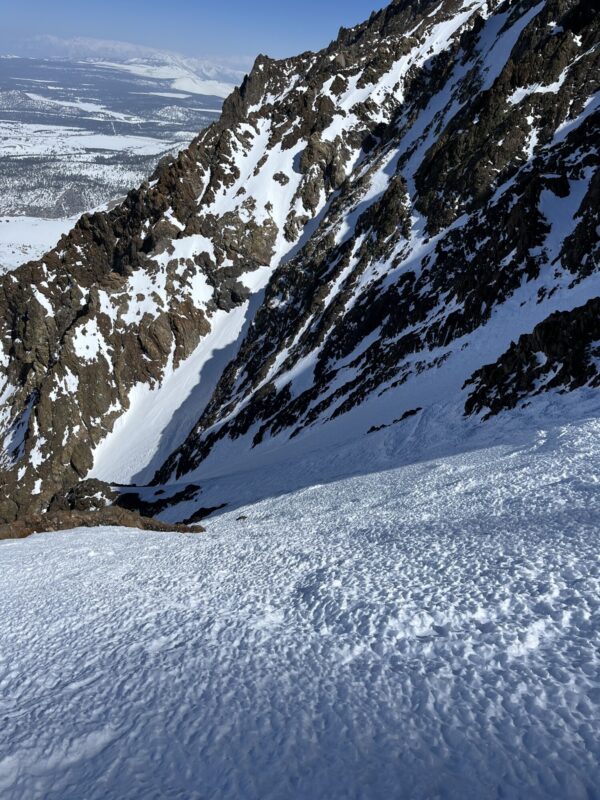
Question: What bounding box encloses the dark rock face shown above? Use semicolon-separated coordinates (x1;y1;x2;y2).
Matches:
464;298;600;418
0;509;203;541
47;479;120;513
0;0;599;522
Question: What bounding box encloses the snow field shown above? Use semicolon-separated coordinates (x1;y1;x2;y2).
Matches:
91;305;256;484
93;61;236;99
0;216;78;273
1;415;599;799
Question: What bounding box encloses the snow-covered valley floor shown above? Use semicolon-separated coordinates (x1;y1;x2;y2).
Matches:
1;415;600;799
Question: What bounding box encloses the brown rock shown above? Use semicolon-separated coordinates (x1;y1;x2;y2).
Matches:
0;508;204;541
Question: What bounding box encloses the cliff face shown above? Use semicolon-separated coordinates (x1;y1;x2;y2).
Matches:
0;0;598;522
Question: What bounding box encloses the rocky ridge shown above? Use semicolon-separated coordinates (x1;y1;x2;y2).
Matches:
0;0;598;523
0;508;201;541
157;0;600;486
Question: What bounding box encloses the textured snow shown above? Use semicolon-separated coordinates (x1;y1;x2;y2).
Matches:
0;216;77;273
2;413;600;799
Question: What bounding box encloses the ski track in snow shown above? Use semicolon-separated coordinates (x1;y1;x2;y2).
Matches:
1;415;600;799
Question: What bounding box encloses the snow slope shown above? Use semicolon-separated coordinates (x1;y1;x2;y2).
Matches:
0;215;78;273
1;410;599;799
91;302;262;485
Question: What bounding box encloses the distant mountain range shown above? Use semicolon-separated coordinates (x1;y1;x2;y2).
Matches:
6;34;250;84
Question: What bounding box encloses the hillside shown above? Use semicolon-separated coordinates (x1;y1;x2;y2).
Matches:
0;0;598;525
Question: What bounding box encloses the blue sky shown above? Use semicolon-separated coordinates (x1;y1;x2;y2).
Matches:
0;0;386;63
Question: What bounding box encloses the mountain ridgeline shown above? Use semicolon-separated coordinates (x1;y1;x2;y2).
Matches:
0;0;598;523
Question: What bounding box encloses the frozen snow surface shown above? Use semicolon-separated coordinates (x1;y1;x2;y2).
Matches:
0;216;78;273
2;411;600;799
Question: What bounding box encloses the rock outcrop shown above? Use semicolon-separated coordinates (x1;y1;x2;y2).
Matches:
465;297;600;418
0;509;203;541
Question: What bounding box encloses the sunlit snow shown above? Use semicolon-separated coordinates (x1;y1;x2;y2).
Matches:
1;412;600;799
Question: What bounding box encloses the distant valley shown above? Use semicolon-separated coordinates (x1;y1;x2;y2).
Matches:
0;54;236;270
